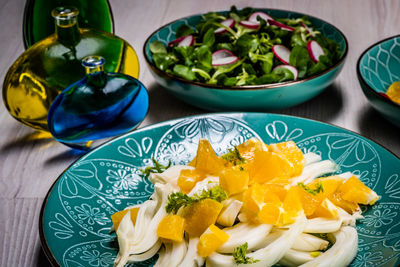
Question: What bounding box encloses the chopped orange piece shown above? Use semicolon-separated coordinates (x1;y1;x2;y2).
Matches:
310;198;340;219
296;186;322;217
387;81;400;104
338;176;379;205
243;183;267;214
269;141;305;176
194;139;226;176
258;203;282;225
177;169;204;194
219;168;249;196
111;207;140;230
236;138;267;162
182;199;223;237
282;186;303;225
265;181;289;200
308;176;344;198
197;224;229;257
329;192;360;214
247;151;295;184
264;190;282;206
188;156;196;167
157;214;185;242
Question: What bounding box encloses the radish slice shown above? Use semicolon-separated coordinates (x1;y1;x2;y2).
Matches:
168;35;194;47
272;44;291;65
268;19;295;31
249;12;273;23
300;21;315;37
308;40;325;62
214;18;235;34
273;65;298;80
239;20;260;29
212;49;238;66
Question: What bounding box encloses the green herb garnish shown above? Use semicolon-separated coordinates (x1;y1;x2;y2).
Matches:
166;186;228;213
232;242;260;264
141;158;172;177
298;182;324;195
222;147;247;165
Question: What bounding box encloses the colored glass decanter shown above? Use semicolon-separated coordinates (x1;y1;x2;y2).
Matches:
48;56;149;148
3;7;139;132
23;0;114;48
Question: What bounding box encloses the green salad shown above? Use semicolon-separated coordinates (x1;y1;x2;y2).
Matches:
149;6;342;86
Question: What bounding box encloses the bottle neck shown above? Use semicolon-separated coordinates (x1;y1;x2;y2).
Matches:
82;56;107;88
87;71;107;88
55;22;81;47
52;7;81;47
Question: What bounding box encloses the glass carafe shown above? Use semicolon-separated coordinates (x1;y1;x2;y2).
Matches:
23;0;114;48
48;56;149;149
3;7;139;132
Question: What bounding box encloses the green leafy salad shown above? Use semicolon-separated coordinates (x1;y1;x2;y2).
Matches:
149;6;342;86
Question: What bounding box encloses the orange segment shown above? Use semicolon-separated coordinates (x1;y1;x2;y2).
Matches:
282;186;303;225
247;151;295;184
243;183;267;214
258;192;283;225
310;198;340;219
111;207;140;230
269;141;305;176
197;224;229;257
236;138;267;162
387;81;400;104
329;192;360;214
182;199;223;237
258;203;282;225
308;176;344;198
296;186;322;217
194;139;226;176
265;180;289;200
177;169;204;194
219;168;249;196
338;176;379;205
157;214;185;242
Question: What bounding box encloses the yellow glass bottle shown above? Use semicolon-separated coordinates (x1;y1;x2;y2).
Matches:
3;6;139;132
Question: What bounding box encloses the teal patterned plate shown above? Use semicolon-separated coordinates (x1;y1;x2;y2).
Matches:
40;113;400;267
357;35;400;127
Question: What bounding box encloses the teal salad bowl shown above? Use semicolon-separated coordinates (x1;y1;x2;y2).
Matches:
143;8;348;111
39;113;400;266
357;35;400;127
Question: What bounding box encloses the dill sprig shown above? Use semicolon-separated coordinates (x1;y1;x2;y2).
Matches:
141;157;171;177
166;186;228;214
222;147;247;166
298;182;324;195
232;242;259;264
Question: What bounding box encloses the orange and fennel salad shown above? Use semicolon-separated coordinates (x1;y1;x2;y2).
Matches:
110;138;379;267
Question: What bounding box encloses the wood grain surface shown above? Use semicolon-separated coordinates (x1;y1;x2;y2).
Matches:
0;0;399;266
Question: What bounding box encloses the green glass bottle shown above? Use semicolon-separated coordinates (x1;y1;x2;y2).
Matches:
23;0;114;48
3;7;139;132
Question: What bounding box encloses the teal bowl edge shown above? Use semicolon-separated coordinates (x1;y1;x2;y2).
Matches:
148;60;346;111
142;8;349;110
356;34;400;128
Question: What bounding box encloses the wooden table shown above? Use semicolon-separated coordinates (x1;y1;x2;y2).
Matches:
0;0;399;266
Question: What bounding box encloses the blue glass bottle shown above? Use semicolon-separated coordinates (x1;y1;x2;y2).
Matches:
48;56;149;149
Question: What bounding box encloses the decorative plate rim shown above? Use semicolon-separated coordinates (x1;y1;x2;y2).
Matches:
143;7;349;91
38;112;400;267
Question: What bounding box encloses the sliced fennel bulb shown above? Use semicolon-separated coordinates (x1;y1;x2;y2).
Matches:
207;214;307;267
